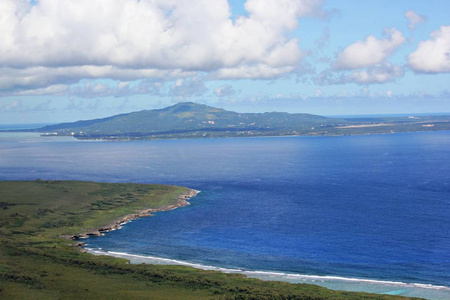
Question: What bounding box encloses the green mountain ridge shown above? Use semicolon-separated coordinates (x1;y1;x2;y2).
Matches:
36;102;450;140
38;102;349;139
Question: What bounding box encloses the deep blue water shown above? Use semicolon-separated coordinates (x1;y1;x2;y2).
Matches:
1;131;449;288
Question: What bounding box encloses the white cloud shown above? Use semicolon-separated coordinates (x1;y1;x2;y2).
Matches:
10;85;69;97
316;63;404;86
169;77;208;97
0;65;196;95
405;10;427;30
349;63;404;84
315;27;330;50
2;100;21;112
408;26;450;73
334;28;406;69
212;65;295;80
214;85;236;97
315;69;347;85
315;89;322;97
67;80;163;98
0;0;326;93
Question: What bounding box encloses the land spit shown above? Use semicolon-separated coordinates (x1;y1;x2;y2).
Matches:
71;189;199;244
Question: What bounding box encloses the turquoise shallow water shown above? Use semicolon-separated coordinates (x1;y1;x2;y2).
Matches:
1;131;449;299
87;249;450;299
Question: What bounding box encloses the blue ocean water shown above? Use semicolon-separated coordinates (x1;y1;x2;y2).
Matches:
0;123;54;131
1;131;449;297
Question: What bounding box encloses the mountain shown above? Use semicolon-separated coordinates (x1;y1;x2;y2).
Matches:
37;102;450;140
37;102;349;139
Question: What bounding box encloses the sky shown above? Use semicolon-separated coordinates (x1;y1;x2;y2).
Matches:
1;0;450;124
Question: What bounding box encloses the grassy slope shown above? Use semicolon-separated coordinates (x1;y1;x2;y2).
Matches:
0;180;421;299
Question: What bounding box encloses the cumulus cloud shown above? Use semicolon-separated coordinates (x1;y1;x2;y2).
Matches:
0;65;193;95
8;85;69;97
405;10;427;30
214;85;236;97
349;63;404;84
334;28;406;69
408;26;450;73
212;65;296;80
315;69;347;85
316;63;403;85
68;80;163;98
0;0;326;93
169;77;208;97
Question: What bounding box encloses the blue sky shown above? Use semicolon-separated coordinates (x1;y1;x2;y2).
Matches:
1;0;450;124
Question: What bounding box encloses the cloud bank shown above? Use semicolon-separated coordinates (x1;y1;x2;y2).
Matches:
349;63;404;84
0;0;326;93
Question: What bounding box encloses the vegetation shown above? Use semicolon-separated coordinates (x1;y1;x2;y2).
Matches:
0;180;422;299
32;102;450;140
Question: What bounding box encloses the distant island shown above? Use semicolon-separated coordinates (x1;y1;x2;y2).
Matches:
21;102;450;140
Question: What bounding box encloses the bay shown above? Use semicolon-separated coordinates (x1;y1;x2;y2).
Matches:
1;131;449;299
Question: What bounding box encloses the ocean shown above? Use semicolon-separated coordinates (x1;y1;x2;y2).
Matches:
1;130;449;299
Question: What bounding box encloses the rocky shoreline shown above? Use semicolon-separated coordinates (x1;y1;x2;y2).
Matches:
71;189;199;245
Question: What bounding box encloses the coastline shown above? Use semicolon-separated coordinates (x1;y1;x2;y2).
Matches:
75;187;450;300
74;187;450;300
86;248;450;300
58;181;448;299
71;188;199;241
43;128;450;141
13;127;448;142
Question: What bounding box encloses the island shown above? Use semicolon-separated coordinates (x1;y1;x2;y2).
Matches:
16;102;450;140
0;180;420;299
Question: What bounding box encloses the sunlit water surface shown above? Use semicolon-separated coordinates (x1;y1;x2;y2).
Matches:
1;130;449;299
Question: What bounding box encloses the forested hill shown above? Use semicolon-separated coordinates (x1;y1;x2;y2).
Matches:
37;102;348;139
36;102;450;140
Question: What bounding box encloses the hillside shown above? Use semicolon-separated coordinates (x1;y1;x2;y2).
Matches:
37;102;349;139
36;102;450;140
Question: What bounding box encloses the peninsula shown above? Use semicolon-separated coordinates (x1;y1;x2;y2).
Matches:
27;102;450;140
0;180;419;299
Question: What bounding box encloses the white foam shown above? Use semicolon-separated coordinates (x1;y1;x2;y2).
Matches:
106;250;242;272
86;248;450;292
242;270;450;290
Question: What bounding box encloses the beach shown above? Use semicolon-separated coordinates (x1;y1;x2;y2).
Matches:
79;184;450;300
86;248;450;300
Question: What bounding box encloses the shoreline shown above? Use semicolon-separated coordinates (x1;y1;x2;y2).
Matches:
86;248;450;300
3;129;450;144
69;186;449;299
71;188;199;241
40;128;450;141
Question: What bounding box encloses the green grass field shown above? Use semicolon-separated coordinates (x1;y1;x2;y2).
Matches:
0;180;422;299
